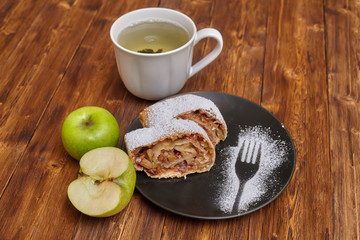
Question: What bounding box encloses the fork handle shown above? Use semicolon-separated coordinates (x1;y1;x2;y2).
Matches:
232;183;245;214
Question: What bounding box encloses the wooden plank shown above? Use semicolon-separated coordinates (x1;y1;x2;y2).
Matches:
0;0;101;238
325;0;360;238
0;0;99;197
252;0;331;239
0;0;47;61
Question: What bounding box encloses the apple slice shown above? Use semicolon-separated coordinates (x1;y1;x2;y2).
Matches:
67;147;136;217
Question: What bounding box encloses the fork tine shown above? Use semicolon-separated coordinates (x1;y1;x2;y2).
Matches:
255;143;261;164
243;141;251;162
248;141;257;163
237;140;245;162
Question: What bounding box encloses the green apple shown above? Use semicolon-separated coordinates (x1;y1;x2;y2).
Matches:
67;147;136;217
61;106;120;160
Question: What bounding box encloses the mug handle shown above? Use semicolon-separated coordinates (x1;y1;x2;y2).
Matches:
188;28;223;78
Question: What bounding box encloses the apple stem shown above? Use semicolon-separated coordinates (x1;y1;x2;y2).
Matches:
82;116;93;127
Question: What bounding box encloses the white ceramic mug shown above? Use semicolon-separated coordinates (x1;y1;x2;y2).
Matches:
110;8;223;100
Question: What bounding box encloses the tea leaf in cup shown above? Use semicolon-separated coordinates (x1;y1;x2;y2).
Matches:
138;48;163;54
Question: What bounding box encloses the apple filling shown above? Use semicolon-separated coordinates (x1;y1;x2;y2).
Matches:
133;134;213;177
177;110;226;145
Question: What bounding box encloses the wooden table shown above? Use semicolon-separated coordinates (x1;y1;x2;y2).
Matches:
1;0;359;239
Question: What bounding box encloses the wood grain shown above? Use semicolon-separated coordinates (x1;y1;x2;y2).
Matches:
0;0;98;195
0;0;359;238
325;0;360;239
258;0;331;238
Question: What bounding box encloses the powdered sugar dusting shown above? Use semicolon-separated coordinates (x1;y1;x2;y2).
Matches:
214;125;289;214
124;119;211;150
144;94;225;126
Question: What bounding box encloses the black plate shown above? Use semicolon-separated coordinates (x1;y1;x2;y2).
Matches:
122;92;296;219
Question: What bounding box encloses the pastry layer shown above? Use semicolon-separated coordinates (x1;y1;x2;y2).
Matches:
139;94;227;145
125;119;215;178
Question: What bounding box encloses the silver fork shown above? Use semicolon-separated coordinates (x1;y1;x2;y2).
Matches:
232;140;261;214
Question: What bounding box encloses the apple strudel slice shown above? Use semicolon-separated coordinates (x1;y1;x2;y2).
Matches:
139;94;227;145
124;119;215;179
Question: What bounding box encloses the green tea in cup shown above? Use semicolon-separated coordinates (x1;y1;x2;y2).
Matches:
117;20;190;54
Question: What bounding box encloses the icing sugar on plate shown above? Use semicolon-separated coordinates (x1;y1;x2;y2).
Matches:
214;125;290;214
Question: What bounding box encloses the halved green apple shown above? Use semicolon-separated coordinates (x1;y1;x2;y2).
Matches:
67;147;136;217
